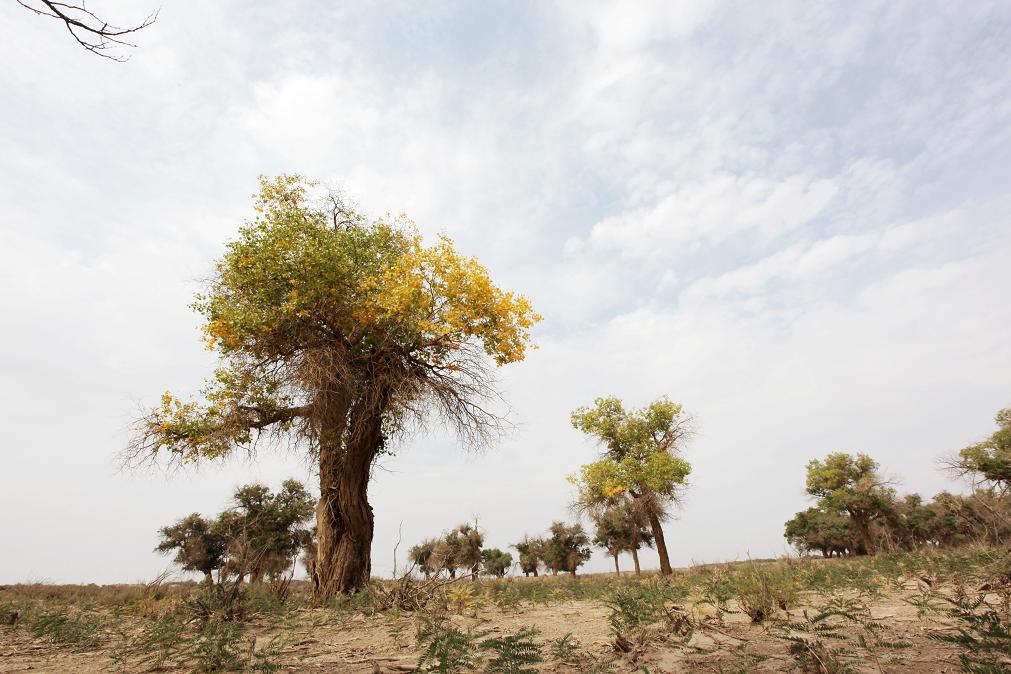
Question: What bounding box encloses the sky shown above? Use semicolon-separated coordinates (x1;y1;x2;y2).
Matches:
1;1;1010;584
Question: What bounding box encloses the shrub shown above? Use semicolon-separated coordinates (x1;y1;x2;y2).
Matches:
734;562;798;623
605;576;689;635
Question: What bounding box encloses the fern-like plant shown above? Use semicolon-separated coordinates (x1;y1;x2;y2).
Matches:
479;627;543;673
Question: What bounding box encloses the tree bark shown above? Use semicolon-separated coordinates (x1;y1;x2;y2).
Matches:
631;547;641;575
851;513;876;556
312;392;386;597
203;570;214;585
646;510;673;575
613;553;620;575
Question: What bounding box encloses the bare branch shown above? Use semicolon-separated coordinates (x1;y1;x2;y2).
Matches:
17;0;157;61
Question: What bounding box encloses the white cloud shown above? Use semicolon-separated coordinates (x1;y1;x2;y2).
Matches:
582;173;839;260
1;0;1010;583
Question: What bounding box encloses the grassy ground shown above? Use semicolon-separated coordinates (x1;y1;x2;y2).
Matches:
2;547;1010;673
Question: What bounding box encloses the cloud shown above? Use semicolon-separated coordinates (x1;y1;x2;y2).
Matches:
1;0;1010;583
578;173;840;261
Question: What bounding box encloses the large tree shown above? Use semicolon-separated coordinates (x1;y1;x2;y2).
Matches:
805;452;892;556
569;396;692;575
129;176;539;596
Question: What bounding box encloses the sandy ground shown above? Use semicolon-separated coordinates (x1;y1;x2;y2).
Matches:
1;585;978;674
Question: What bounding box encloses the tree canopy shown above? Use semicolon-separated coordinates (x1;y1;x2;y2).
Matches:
955;407;1011;493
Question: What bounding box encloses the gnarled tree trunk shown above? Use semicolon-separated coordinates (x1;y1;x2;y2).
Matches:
612;553;620;575
312;390;387;597
631;547;641;575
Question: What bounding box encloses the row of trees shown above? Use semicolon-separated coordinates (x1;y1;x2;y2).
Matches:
405;395;695;579
409;521;594;579
156;479;315;584
786;407;1011;557
409;507;660;579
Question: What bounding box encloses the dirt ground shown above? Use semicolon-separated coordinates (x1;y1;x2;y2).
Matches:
0;582;978;673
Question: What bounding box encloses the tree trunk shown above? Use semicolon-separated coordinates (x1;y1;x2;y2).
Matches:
203;570;214;585
613;553;620;575
646;510;673;575
631;547;641;575
852;514;876;556
312;393;386;597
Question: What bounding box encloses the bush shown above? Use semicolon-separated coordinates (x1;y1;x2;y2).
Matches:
605;576;689;635
734;562;798;623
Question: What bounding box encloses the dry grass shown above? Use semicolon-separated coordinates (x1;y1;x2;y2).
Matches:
1;547;1009;673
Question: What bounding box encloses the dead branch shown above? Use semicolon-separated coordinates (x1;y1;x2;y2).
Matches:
16;0;157;61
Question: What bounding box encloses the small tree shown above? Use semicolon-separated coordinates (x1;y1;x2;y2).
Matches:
215;479;315;583
805;452;892;556
155;513;226;583
591;500;654;575
513;536;544;577
569;396;692;575
481;548;513;577
783;507;859;557
128;176;539;596
451;524;485;581
408;538;439;579
542;522;591;576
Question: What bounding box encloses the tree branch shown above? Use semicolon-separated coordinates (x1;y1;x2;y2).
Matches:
17;0;157;61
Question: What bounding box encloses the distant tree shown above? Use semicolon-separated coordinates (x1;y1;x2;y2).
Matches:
784;507;858;557
569;396;692;575
451;524;485;581
16;1;157;61
128;176;539;596
408;538;439;579
542;522;592;576
513;536;544;577
155;513;226;584
481;548;513;578
591;500;654;575
805;453;893;556
215;479;315;583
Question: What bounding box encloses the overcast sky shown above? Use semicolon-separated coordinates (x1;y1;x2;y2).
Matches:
2;1;1010;584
